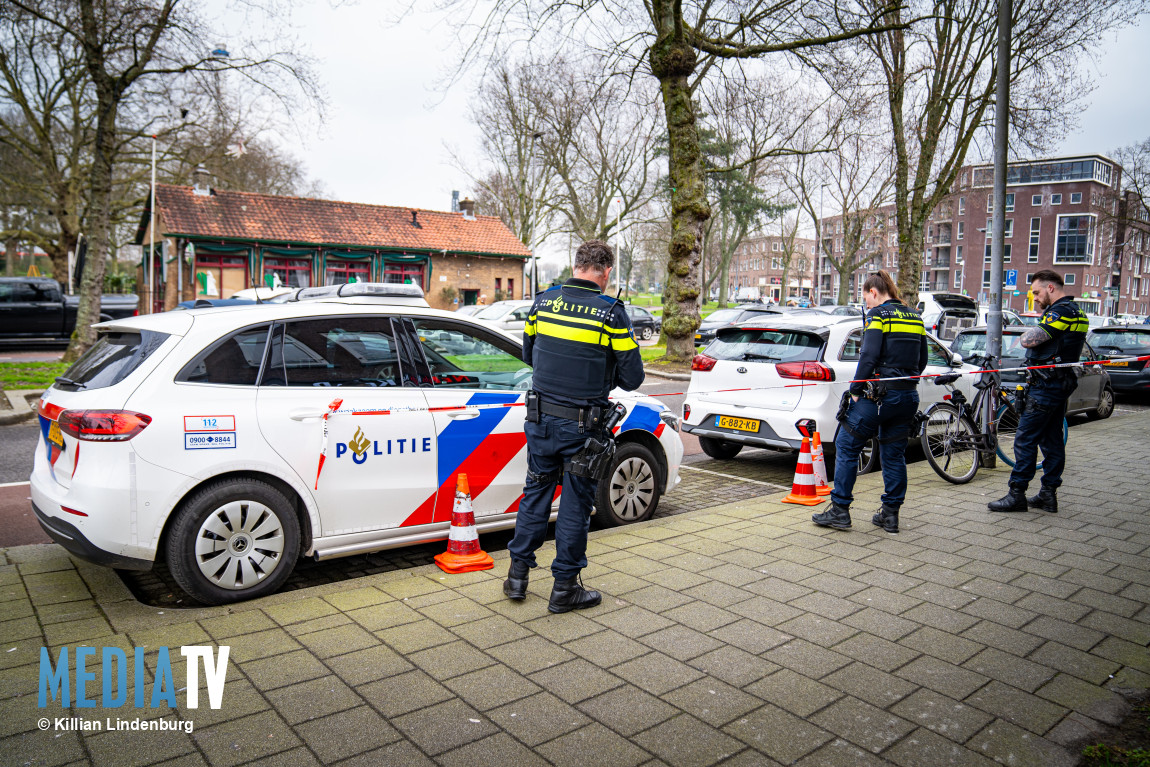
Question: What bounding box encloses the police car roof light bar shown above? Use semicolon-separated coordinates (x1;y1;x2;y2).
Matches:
294;283;426;301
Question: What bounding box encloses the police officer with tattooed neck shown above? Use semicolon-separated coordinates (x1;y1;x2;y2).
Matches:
989;270;1088;514
813;271;927;534
504;240;644;612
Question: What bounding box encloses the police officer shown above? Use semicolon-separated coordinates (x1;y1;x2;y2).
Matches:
504;240;645;612
813;270;927;534
989;270;1088;514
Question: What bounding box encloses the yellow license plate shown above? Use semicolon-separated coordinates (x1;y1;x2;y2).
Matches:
48;421;63;447
1104;360;1129;367
717;415;760;432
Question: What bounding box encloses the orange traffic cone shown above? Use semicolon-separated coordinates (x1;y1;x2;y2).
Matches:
811;432;831;497
783;437;823;506
434;474;494;574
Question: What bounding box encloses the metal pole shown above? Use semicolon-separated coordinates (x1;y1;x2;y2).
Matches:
149;135;156;313
984;0;1013;465
614;198;621;294
818;183;826;303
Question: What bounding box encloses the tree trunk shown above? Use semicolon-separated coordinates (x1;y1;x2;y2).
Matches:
837;266;851;305
4;237;15;277
65;91;116;362
717;257;730;306
651;12;709;361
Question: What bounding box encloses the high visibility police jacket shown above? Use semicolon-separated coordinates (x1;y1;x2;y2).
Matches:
1026;296;1088;383
522;278;645;408
851;299;928;395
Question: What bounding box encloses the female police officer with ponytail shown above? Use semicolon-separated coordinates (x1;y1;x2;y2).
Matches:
812;270;927;534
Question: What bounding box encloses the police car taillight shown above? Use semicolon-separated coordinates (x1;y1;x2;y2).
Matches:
692;354;717;372
775;362;835;381
57;410;152;441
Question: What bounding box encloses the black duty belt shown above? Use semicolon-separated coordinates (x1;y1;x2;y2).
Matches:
539;399;604;431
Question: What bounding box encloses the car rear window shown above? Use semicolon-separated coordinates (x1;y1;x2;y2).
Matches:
951;331;1025;361
703;308;743;324
55;330;170;391
1089;329;1150;353
709;327;824;363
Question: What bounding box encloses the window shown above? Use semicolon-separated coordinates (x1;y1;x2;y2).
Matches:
1004;219;1014;238
839;330;863;361
0;282;37;302
1054;214;1096;264
383;261;425;287
1032;194;1042;206
771;257;782;270
957;222;964;240
954;270;962;289
64;330;171;391
772;242;780;252
1051;193;1063;205
958;197;966;215
494;278;502;293
263;317;402;387
1025;273;1034;283
195;253;249;298
1006;194;1015;212
956;245;963;263
413;319;530;390
508;278;514;296
1064;273;1076;285
983;269;991;289
987;195;993;213
263;257;312;289
1070;192;1082;204
326;258;370;285
177;325;269;386
926;338;951;367
1029;218;1041;262
984;244;1012;262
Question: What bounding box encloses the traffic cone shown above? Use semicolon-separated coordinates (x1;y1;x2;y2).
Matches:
783;437;823;506
811;432;831;497
434;474;494;574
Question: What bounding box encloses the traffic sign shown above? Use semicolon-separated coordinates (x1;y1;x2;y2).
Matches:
1005;270;1018;288
1013;291;1020;296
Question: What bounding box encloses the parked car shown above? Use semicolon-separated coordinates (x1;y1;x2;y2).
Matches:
624;304;661;340
1105;313;1144;326
682;314;977;473
695;305;799;346
0;277;138;341
916;292;979;341
949;326;1114;419
174;298;258;311
1087;326;1150;392
1018;311;1044;325
31;282;683;604
812;305;864;317
454;305;486;317
472;299;534;333
977;307;1024;326
734;287;763;303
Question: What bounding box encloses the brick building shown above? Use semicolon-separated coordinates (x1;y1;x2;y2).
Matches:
135;185;530;313
1114;190;1150;316
728;233;817;302
815;206;899;303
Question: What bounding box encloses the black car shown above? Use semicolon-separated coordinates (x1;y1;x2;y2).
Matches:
0;277;138;341
624;304;661;340
695;305;800;345
1087;326;1150;393
950;326;1115;419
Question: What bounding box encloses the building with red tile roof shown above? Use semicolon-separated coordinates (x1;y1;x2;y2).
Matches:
135;184;531;312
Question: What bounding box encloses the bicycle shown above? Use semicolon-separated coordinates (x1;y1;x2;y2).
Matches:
920;368;1068;484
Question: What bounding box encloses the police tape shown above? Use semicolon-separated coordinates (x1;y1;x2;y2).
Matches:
305;354;1150;419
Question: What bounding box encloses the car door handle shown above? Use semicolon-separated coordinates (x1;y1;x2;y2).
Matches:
289;407;329;421
446;408;480;420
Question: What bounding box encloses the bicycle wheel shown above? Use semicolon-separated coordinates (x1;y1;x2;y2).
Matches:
994;404;1068;469
921;404;980;484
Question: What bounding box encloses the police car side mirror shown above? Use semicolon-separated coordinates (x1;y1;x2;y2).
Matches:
950;352;964;367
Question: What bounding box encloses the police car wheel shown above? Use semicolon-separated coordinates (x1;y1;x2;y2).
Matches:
166;478;301;605
595;443;661;527
699;436;743;460
858;439;879;475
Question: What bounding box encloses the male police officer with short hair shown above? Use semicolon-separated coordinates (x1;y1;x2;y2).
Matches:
989;270;1088;514
504;240;645;612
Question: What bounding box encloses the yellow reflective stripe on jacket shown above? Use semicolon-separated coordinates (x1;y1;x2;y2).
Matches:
610;335;639;351
882;320;926;335
534;320;611;346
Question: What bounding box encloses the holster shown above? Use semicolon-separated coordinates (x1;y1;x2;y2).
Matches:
836;391;852;423
525;390;541;423
564;402;628;481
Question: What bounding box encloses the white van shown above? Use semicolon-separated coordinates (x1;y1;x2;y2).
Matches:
917;292;979;341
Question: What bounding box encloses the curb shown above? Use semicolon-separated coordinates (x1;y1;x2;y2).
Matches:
0;389;44;426
643;367;692;381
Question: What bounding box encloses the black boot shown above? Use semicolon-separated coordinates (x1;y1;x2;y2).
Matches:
1027;486;1058;513
812;502;852;530
988;488;1028;513
503;560;529;601
548;575;601;614
871;504;899;534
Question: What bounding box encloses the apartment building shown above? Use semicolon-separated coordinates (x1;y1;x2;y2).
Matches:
815;205;900;303
727;233;817;302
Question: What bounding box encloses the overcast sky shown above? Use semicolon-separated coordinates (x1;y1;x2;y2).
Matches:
255;2;1148;250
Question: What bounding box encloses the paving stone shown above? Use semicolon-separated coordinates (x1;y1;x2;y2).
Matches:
333;739;435;767
962;648;1056;693
776;612;857;647
487;635;575;675
264;674;362;724
325;643;413;686
293;705;400;763
681;581;756;608
489;690;590;746
660;602;740;633
408;640;497;681
443;663;541;711
786;592;861;622
823;661;918;708
744;668;842;717
262;597;339;626
0;730;86;767
846;586;922;615
959;620;1045;658
967;719;1077;767
1027;641;1121;685
688;646;779;688
530;658;625;704
241;649;329;692
1092;635;1150;673
375;618;457;654
625;584;697;612
1036;673;1130;726
392;698;498;757
895;655;989;700
641;567;712;592
960;597;1039;629
357;669;453;718
345;600;422;631
744;576;814;603
294;622;378;659
707;619;792;655
810;695;916;754
763;639;851;679
193;709;301;767
900;626;983;665
900;603;979;634
891;688;994;744
662;677;763;727
1014;592;1091;622
964;680;1069;735
842;607;921;642
198;610;278;640
1081;610;1150;645
589;606;675;639
536;722;652;767
0;616;40;644
830;632;920;673
576;683;679;737
884;727;997;767
565;629;650;667
613;651;705;696
637;624;724;662
1021;615;1105;652
86;723;197;767
633;713;745;766
437;732;549;767
795;737;890;767
723;704;833;764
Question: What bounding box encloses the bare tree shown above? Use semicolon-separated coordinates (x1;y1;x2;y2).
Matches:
860;0;1147;300
1111;136;1150;224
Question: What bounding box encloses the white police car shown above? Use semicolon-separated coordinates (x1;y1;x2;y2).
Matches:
31;284;683;604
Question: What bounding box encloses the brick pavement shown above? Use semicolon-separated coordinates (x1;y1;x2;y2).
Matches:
1;411;1148;766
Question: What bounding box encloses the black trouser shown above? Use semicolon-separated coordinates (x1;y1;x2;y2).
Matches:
1008;380;1071;492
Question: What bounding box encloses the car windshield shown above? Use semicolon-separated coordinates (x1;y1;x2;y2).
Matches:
1089;328;1150;353
951;331;1026;361
703;308;743;324
474;303;513;320
708;327;824;363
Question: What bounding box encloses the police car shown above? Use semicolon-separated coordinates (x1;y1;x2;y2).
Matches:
31;284;683;605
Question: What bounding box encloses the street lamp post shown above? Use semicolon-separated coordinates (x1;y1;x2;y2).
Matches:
817;182;828;304
526;131;544;300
